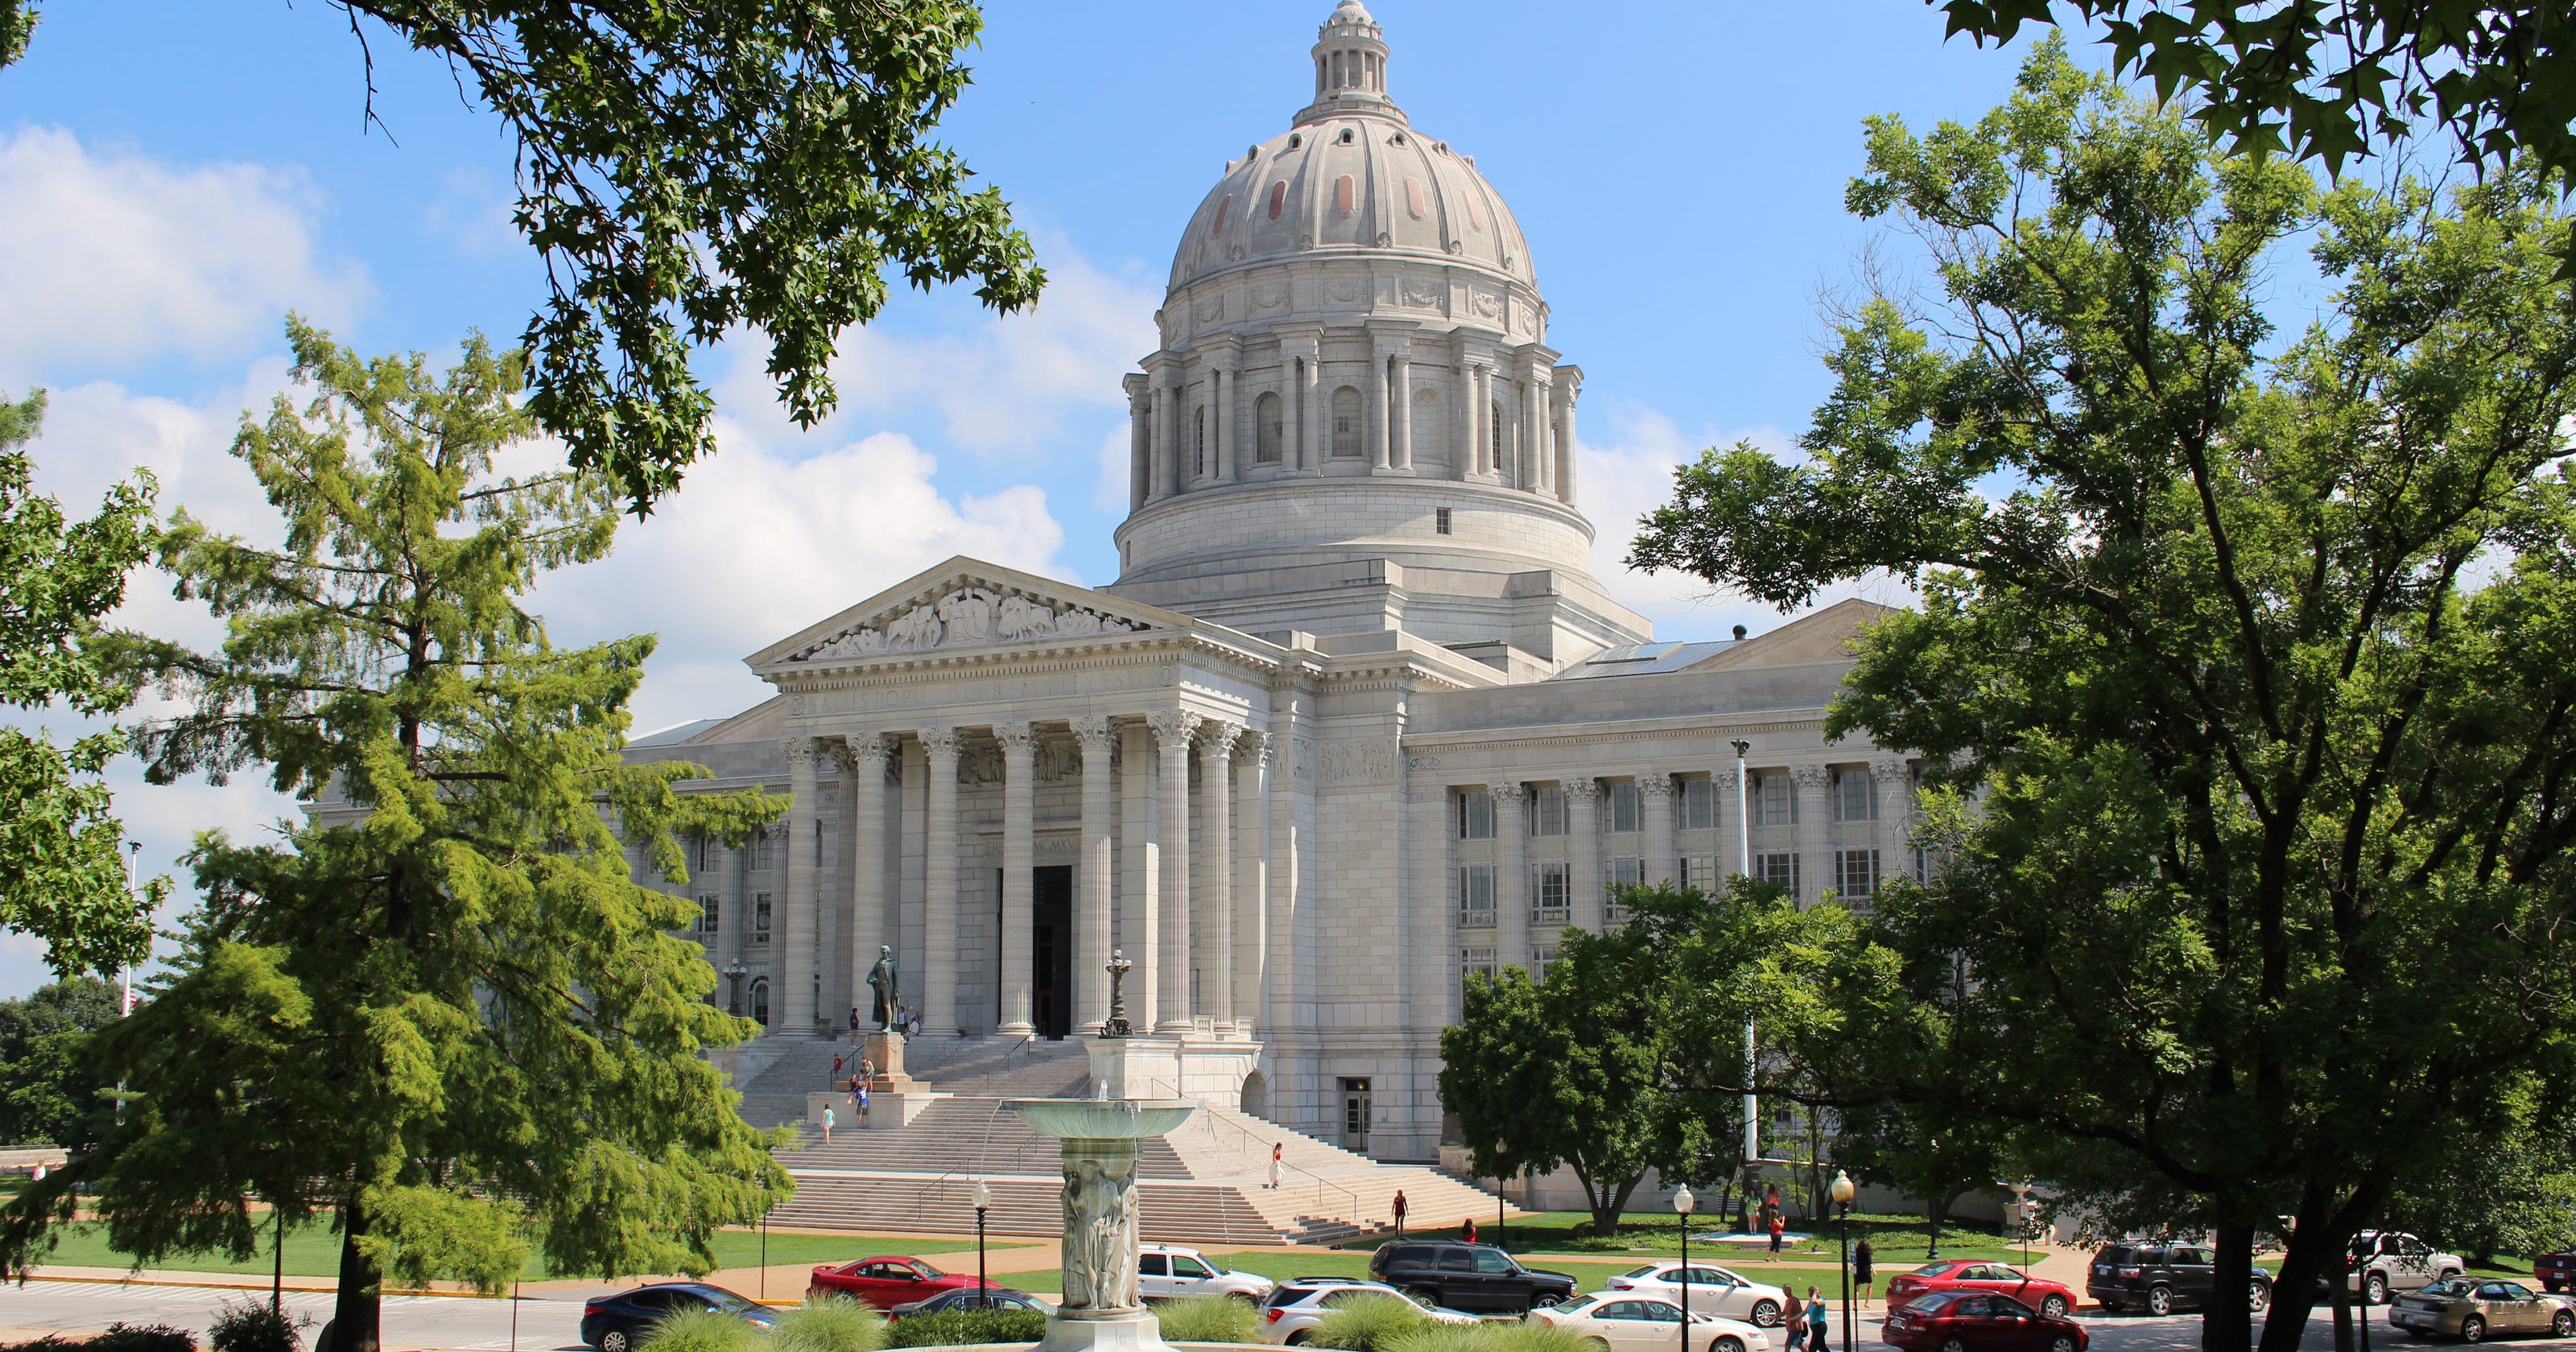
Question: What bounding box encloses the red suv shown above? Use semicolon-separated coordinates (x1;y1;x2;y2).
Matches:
1884;1292;2089;1352
2537;1251;2574;1295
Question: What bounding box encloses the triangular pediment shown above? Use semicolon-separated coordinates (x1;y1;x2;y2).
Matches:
1682;597;1901;673
746;556;1191;672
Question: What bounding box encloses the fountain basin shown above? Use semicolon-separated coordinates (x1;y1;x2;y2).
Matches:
1005;1097;1201;1352
1007;1098;1197;1140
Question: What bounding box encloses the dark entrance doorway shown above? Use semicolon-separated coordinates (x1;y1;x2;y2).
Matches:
1032;865;1074;1038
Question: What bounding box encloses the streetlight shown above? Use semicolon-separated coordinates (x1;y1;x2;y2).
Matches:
1831;1170;1858;1352
1674;1185;1697;1352
970;1179;993;1307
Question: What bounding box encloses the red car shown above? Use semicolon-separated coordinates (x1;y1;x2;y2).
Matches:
1885;1262;2079;1320
807;1255;995;1309
2537;1251;2574;1295
1884;1292;2089;1352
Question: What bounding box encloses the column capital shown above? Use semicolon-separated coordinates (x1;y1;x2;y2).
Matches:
1791;763;1833;789
850;734;894;771
1638;774;1678;801
1486;781;1526;805
996;721;1038;756
1070;714;1116;756
1146;709;1204;746
1563;776;1602;804
919;726;963;759
1871;756;1913;782
1196;718;1246;760
780;737;821;768
1235;727;1271;765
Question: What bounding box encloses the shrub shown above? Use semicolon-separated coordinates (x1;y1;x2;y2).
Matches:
884;1307;1046;1348
1307;1294;1429;1352
1154;1294;1261;1344
638;1309;761;1352
94;1326;197;1352
775;1296;887;1352
208;1299;301;1352
1387;1323;1593;1352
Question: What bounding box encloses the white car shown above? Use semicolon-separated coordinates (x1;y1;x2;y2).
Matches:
1139;1243;1276;1302
1258;1278;1487;1345
1605;1263;1792;1328
1529;1292;1772;1352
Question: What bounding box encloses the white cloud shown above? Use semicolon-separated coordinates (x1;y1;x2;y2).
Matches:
0;126;366;385
716;239;1158;457
535;421;1070;732
1094;420;1135;513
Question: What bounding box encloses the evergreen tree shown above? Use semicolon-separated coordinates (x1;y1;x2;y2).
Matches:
0;321;790;1352
0;390;163;978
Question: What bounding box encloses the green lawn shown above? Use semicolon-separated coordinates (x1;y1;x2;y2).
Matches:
1341;1211;2031;1266
27;1220;1013;1281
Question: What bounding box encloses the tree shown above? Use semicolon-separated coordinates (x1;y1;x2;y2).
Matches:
2384;1086;2576;1267
1629;41;2576;1352
0;389;163;979
1;2;1042;510
1930;2;2576;187
1830;1103;2018;1250
0;321;791;1352
0;976;121;1151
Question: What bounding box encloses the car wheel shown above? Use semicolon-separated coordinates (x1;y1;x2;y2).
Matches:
2041;1294;2070;1319
2248;1283;2272;1314
2367;1273;2391;1307
1406;1288;1442;1310
2050;1336;2077;1352
1750;1299;1783;1327
1712;1338;1746;1352
2551;1309;2573;1339
1583;1338;1613;1352
598;1331;633;1352
2458;1315;2484;1344
1286;1333;1309;1346
2147;1286;2174;1317
1941;1338;1970;1352
1532;1292;1569;1309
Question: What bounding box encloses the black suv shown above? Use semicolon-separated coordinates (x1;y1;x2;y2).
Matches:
2087;1243;2274;1316
1368;1243;1578;1313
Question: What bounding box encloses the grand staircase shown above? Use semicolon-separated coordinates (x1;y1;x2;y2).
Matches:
729;1037;1511;1246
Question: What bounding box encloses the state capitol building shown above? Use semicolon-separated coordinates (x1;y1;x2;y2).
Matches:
632;1;1916;1200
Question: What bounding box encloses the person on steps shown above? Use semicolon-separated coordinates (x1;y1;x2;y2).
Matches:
1268;1142;1285;1189
821;1103;836;1145
1393;1189;1409;1235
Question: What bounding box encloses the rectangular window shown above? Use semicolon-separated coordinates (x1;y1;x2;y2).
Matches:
749;829;774;872
1752;771;1795;826
696;894;720;937
753;891;774;943
1531;944;1560;985
1679;855;1721;890
1455;789;1494;839
1604;855;1644;922
1532;860;1570;922
1606;782;1641;834
1460;946;1497;996
1528;786;1568;837
1679;777;1715;831
1754;851;1799;896
1835;847;1880;899
1455;864;1496;924
1833;767;1877;822
1435;506;1453;534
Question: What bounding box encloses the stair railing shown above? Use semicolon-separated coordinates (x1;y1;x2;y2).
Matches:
1127;1076;1364;1230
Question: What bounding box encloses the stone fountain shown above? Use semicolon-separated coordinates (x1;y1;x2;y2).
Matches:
1007;1096;1199;1352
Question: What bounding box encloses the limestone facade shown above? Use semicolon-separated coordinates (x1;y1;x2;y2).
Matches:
630;1;1917;1162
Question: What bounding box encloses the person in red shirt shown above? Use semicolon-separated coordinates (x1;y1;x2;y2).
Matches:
1393;1189;1410;1235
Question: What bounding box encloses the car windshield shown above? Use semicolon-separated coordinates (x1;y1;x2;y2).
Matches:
1904;1293;1963;1313
1911;1263;1957;1277
2417;1280;2475;1299
2095;1247;2138;1264
915;1261;947;1278
1625;1265;1662;1279
699;1291;758;1315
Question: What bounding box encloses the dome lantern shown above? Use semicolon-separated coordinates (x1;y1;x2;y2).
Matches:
1298;0;1402;126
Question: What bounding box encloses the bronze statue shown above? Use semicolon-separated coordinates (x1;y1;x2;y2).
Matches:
867;945;900;1032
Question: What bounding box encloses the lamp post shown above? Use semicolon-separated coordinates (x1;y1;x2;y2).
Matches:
723;961;748;1016
971;1179;993;1306
1831;1170;1857;1352
1674;1185;1696;1352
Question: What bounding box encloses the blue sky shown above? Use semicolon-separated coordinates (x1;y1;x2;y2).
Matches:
0;0;2046;995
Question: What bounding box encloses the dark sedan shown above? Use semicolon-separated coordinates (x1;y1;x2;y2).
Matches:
1884;1292;2089;1352
890;1287;1048;1321
581;1283;778;1352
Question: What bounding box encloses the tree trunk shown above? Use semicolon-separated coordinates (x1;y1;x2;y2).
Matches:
331;1193;382;1352
2204;1218;2256;1352
2260;1191;2371;1352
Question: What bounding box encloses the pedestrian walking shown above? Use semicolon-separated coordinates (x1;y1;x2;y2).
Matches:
1806;1288;1828;1352
821;1103;836;1145
1267;1142;1285;1189
1769;1208;1786;1254
1393;1189;1409;1235
1785;1289;1809;1350
849;1004;862;1045
1853;1239;1875;1305
833;1053;844;1080
855;1078;870;1124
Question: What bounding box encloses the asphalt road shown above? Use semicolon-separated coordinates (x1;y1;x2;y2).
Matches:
4;1284;2574;1352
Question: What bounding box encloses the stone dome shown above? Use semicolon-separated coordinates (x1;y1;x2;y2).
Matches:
1165;2;1537;295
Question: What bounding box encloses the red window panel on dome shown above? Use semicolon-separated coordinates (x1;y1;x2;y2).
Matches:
1404;177;1425;220
1333;175;1354;215
1267;180;1287;221
1212;196;1231;234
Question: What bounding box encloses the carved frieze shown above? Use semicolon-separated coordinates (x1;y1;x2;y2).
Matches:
797;587;1146;662
1320;739;1398;785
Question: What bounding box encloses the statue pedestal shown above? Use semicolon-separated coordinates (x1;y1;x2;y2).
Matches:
1008;1098;1198;1352
1087;1035;1263;1110
865;1031;921;1091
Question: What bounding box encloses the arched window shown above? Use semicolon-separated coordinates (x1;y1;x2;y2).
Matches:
1256;392;1284;464
749;978;771;1027
1331;386;1363;457
1193;407;1207;479
1489;399;1505;473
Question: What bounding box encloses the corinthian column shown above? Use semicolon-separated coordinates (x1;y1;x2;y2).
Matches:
1389;352;1414;469
920;726;962;1034
1641;773;1678;886
997;721;1037;1037
779;738;820;1036
1146;709;1201;1033
848;736;891;1025
1793;763;1833;907
1072;716;1116;1033
1233;729;1270;1034
1567;777;1604;933
1196;720;1242;1028
1490;782;1528;973
1874;757;1914;900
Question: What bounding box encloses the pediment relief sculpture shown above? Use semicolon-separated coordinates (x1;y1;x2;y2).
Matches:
798;587;1146;662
